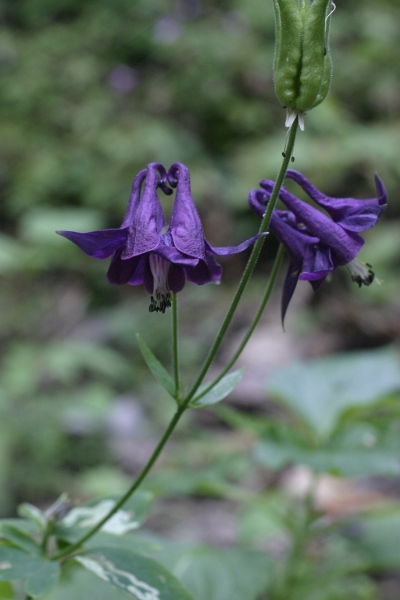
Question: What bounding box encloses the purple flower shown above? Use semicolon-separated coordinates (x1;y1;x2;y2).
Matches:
249;170;387;322
59;162;262;313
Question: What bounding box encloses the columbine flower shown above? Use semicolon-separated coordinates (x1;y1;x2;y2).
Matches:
249;170;387;322
59;162;263;313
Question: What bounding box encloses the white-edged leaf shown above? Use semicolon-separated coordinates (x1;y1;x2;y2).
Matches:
190;369;244;408
55;493;153;544
75;546;194;600
0;547;60;597
61;500;139;535
136;334;175;397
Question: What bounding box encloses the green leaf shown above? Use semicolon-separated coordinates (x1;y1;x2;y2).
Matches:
136;334;175;397
156;544;272;600
190;369;244;408
41;561;136;599
267;347;400;438
17;504;47;532
353;510;400;571
75;546;194;600
255;438;400;477
0;524;41;555
0;547;60;597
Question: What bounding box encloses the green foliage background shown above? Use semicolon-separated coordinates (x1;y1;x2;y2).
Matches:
0;0;399;577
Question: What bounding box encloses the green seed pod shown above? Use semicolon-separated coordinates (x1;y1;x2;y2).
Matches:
272;0;334;128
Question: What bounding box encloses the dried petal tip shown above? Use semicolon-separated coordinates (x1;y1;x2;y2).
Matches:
348;259;375;287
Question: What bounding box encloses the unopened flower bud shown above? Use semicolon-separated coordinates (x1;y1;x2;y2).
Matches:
272;0;334;129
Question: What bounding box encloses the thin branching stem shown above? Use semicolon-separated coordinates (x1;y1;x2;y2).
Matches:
53;120;298;561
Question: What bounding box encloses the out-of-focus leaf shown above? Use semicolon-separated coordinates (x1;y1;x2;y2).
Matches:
0;547;60;597
267;347;400;438
56;492;153;543
0;524;41;556
353;510;400;571
255;438;400;477
156;544;272;600
17;504;47;531
42;560;142;600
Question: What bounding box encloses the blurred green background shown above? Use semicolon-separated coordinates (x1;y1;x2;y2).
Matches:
1;0;400;597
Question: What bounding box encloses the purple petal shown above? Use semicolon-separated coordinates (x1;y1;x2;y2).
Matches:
206;232;266;257
168;163;206;260
57;228;129;259
155;244;201;267
121;169;147;228
168;263;186;293
106;251;143;284
128;255;148;286
299;243;333;281
248;189;268;218
122;163;166;259
262;183;365;266
184;254;222;285
284;170;388;232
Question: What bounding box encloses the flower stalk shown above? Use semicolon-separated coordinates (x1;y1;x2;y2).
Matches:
53;121;299;561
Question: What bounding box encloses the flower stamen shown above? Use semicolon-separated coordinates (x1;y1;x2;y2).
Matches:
348;259;375;287
148;254;171;313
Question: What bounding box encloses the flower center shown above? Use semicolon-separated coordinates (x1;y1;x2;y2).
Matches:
347;258;375;287
148;254;171;314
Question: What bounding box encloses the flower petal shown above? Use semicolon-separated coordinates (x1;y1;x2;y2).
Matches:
184;254;222;286
167;163;206;260
168;263;186;293
285;170;388;232
128;255;148;286
260;181;365;266
206;233;266;257
155;244;201;267
57;228;129;259
121;169;147;228
122;163;167;259
106;251;143;284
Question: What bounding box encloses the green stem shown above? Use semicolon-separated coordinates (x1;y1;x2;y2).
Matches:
171;294;181;400
192;244;285;403
271;481;316;600
53;122;298;562
185;121;298;403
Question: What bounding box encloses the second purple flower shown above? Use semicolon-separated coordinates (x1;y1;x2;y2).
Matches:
249;170;387;322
